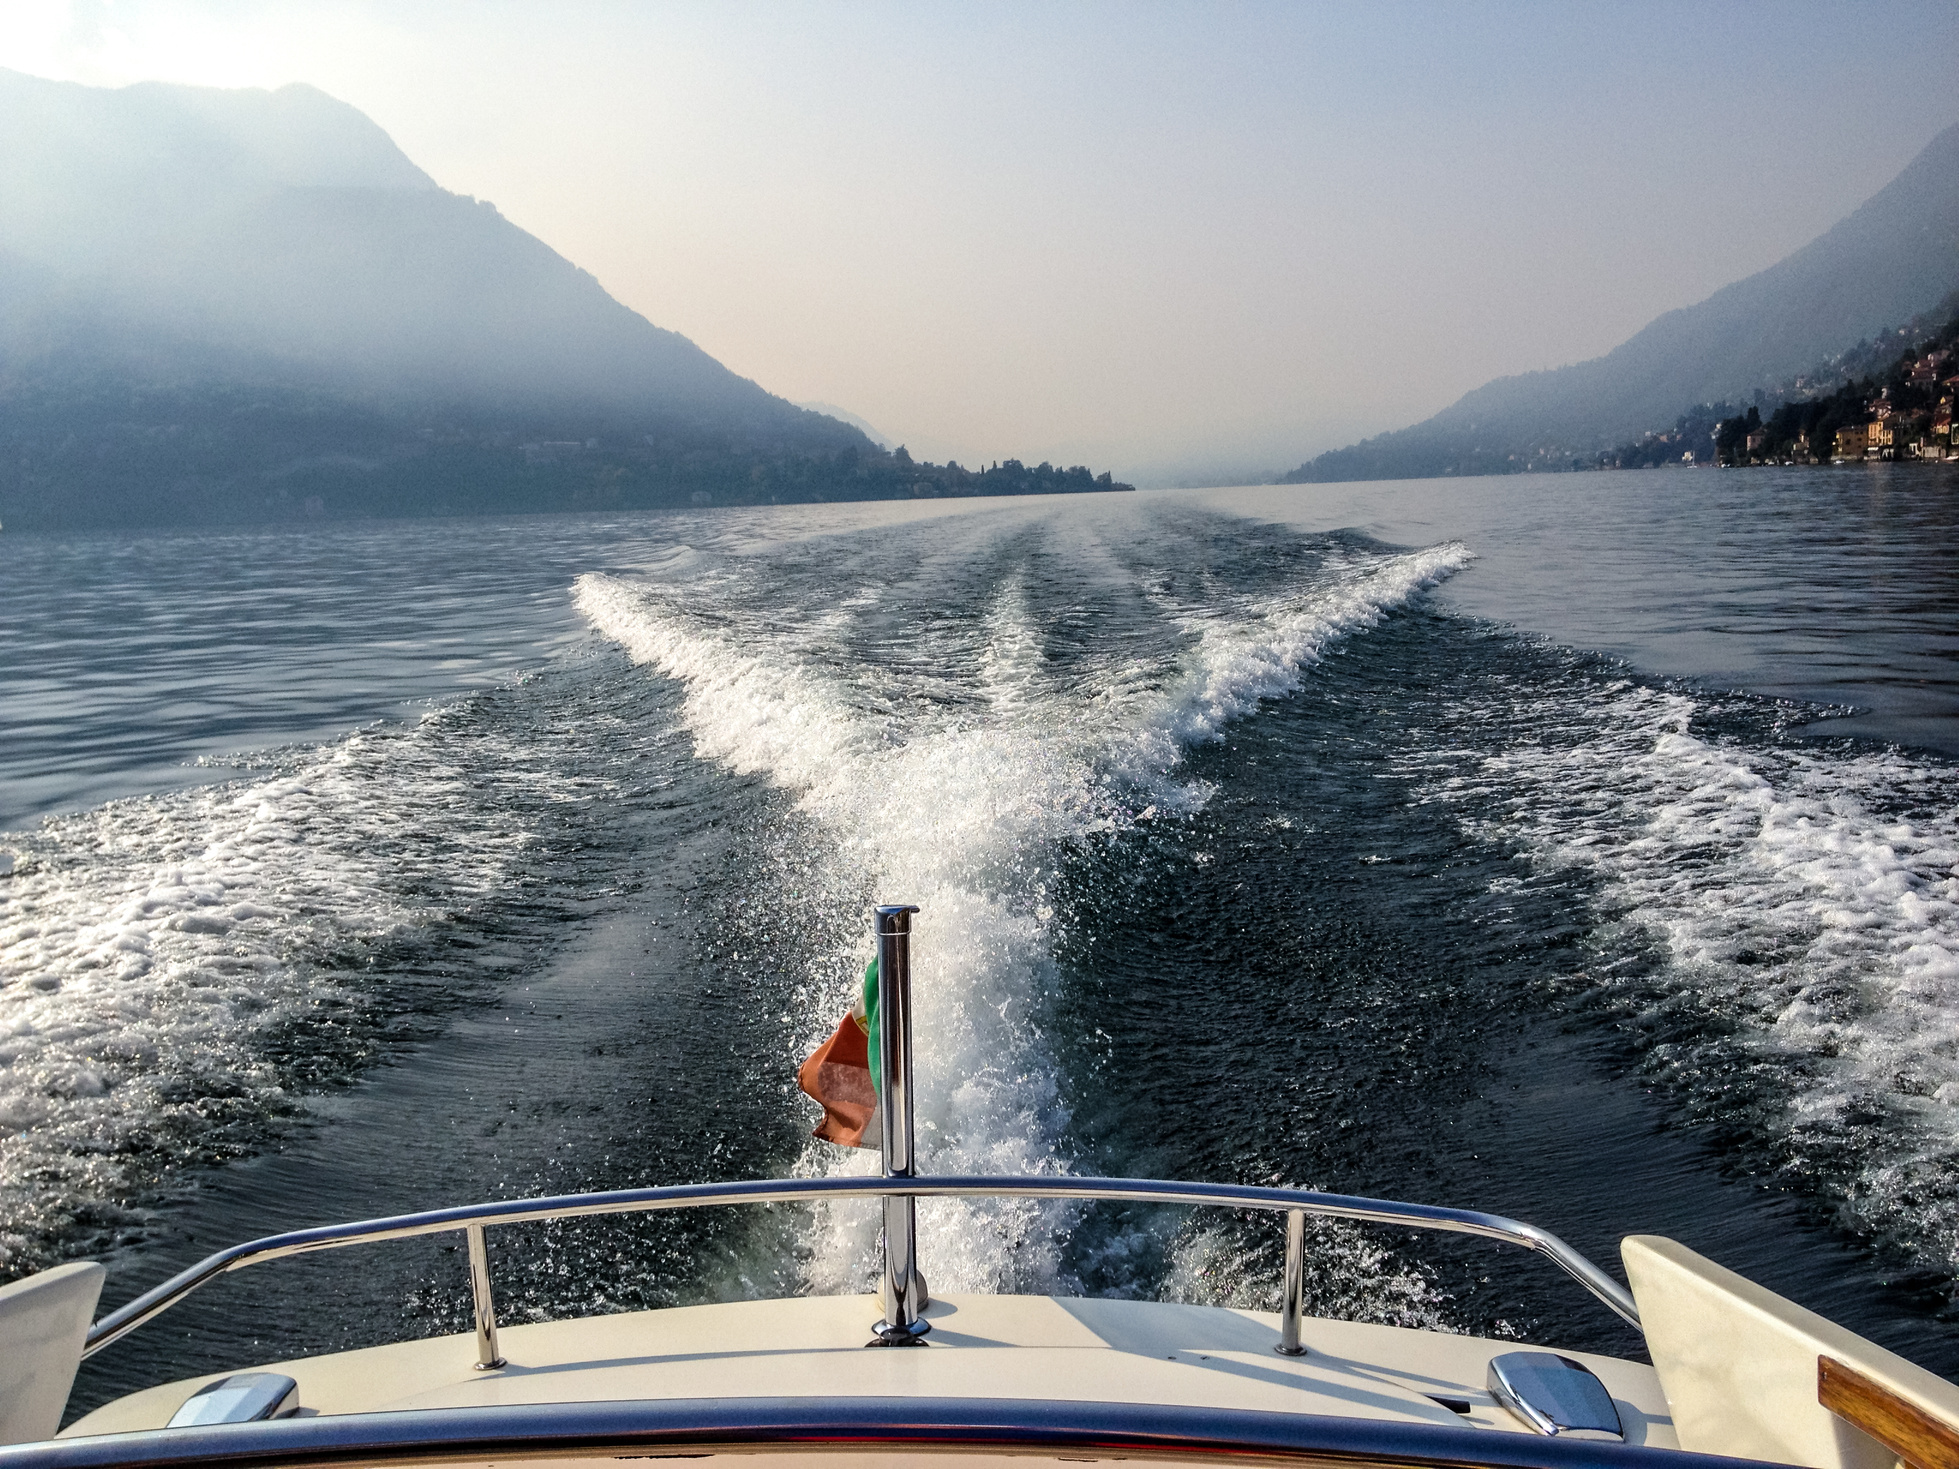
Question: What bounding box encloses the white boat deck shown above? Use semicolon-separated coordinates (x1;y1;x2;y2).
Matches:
65;1294;1677;1446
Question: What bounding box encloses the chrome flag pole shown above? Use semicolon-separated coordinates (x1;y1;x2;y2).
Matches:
871;903;928;1344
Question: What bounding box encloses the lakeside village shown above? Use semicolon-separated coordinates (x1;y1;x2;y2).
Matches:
1597;307;1959;471
1717;346;1958;466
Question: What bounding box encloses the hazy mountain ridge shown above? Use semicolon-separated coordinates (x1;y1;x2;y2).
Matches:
0;71;1133;528
0;68;804;423
0;68;436;203
796;402;895;449
1283;120;1959;483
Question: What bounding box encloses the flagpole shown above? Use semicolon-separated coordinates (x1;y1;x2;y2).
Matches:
871;903;928;1345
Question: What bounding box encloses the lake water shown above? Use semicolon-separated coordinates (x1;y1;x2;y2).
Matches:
3;463;1957;1416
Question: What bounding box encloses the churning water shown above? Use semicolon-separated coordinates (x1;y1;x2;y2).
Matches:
3;467;1957;1414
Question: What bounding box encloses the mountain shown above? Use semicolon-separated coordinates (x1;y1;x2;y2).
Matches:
0;71;1131;528
1282;121;1959;483
796;402;895;449
0;68;831;430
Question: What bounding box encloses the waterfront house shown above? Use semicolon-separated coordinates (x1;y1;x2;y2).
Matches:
1834;423;1870;460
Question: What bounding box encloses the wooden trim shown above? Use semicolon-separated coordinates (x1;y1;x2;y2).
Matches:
1820;1355;1959;1469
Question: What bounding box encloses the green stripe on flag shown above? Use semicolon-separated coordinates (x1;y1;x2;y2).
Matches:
863;957;880;1096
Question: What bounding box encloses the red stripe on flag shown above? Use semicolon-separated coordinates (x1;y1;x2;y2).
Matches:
798;1012;877;1148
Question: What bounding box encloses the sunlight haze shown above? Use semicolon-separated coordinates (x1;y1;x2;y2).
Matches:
5;0;1954;484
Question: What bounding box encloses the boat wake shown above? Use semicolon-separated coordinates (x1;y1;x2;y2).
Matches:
0;662;676;1277
1425;675;1959;1274
574;532;1471;1294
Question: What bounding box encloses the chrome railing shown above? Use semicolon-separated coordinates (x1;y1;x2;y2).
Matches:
80;906;1640;1366
83;1171;1639;1362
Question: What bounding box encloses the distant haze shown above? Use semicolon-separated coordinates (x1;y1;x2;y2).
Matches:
796;404;894;451
2;1;1956;485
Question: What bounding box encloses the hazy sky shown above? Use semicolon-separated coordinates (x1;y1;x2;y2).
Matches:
3;1;1956;485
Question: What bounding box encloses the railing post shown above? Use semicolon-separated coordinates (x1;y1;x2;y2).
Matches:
466;1223;505;1369
1275;1208;1307;1356
870;903;929;1345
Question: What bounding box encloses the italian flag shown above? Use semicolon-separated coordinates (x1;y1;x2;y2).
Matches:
797;959;882;1148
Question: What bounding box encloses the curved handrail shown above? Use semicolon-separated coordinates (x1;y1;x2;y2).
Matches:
83;1174;1637;1358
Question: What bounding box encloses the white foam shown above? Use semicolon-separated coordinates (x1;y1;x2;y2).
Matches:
1428;683;1959;1265
574;536;1470;1293
0;706;564;1272
1116;541;1473;788
1161;1216;1456;1331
